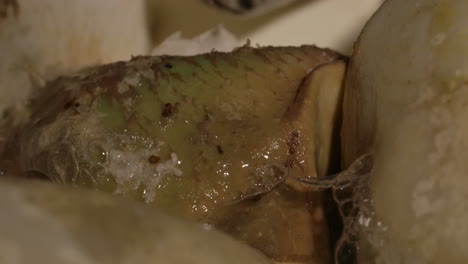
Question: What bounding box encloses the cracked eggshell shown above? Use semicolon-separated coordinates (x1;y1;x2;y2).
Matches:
342;0;468;263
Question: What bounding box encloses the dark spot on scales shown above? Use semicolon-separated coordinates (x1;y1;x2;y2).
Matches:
148;155;160;164
64;98;80;110
217;145;224;155
287;131;300;155
0;0;19;20
238;0;254;10
162;103;179;118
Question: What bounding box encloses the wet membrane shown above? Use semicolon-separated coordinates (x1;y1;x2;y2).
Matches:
297;154;374;264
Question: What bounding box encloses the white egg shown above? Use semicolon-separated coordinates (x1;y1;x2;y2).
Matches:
0;0;149;122
343;0;468;263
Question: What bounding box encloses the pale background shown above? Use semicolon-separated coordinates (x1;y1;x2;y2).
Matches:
147;0;384;54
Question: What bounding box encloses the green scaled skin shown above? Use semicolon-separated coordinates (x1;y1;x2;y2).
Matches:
17;46;344;262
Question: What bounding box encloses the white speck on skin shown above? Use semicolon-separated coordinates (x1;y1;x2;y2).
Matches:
358;214;371;227
106;143;183;203
201;223;213;231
